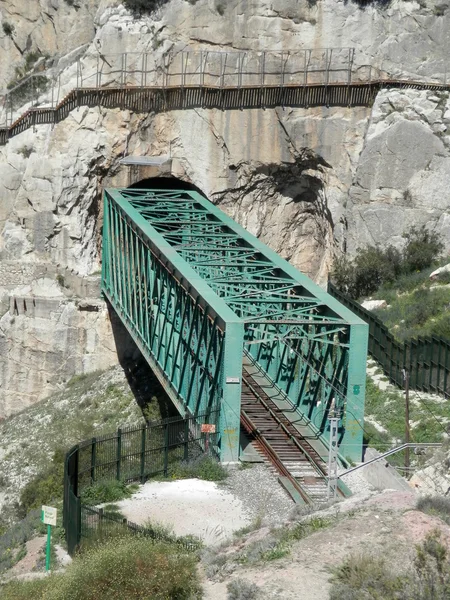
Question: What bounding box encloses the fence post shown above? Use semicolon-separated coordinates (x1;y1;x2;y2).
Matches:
90;437;97;483
163;423;169;476
76;495;81;550
98;507;104;537
184;412;190;460
116;428;122;481
140;425;146;483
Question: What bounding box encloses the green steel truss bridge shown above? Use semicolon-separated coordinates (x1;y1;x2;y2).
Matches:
102;188;368;469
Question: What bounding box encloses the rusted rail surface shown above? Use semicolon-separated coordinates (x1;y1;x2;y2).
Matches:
240;367;336;504
2;78;450;146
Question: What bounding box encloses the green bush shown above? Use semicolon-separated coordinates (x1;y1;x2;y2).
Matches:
0;510;41;574
329;530;450;600
1;536;202;600
403;226;444;273
329;554;404;600
331;227;444;300
168;455;228;481
331;244;402;299
227;578;260;599
417;496;450;525
18;449;65;516
80;480;139;505
2;21;14;36
123;0;169;14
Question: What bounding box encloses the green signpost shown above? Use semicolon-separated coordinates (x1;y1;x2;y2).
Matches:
41;505;57;572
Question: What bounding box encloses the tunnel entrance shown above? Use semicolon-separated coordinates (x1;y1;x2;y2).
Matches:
127;176;207;197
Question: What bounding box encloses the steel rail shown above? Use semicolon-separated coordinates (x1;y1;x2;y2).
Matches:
240;369;342;504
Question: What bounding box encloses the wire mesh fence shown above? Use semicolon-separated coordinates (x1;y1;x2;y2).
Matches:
328;283;450;397
64;409;219;554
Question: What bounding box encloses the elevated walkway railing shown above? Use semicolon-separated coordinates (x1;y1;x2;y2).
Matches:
328;282;450;398
2;48;450;144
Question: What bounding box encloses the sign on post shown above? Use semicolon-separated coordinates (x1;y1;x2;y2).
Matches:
42;505;57;526
201;424;216;434
201;424;216;453
41;505;57;572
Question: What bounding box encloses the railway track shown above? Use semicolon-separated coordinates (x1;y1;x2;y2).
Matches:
240;368;336;504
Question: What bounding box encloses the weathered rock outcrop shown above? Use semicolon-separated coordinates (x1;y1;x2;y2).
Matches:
1;0;450;415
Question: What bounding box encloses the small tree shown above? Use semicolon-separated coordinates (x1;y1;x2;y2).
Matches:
403;225;444;273
331;245;402;299
2;22;14;36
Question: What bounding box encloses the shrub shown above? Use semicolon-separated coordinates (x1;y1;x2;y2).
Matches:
331;227;444;300
17;145;34;159
417;496;450;525
18;449;65;516
123;0;169;14
329;531;450;600
403;226;444;273
2;21;14;36
329;554;404;599
331;244;402;299
1;536;202;600
0;509;41;574
168;455;228;481
227;578;260;600
215;0;226;14
80;479;139;505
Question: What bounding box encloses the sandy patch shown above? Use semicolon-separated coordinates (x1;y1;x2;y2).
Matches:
401;509;450;544
116;479;252;545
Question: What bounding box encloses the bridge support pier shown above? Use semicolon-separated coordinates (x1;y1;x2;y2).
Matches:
220;321;245;463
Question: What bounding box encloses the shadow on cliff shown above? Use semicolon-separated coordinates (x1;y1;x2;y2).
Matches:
107;301;178;421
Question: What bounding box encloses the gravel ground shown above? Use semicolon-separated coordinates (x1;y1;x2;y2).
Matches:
339;466;376;496
219;464;294;526
113;464;294;546
116;478;252;546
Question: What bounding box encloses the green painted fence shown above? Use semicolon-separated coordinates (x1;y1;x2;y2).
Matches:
328;283;450;397
63;410;218;555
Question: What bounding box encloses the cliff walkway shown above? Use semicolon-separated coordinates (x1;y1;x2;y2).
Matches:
1;48;449;145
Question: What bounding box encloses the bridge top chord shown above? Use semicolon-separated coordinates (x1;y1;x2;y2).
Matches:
107;187;365;330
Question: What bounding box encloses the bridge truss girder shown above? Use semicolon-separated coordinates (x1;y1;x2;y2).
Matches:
102;188;368;462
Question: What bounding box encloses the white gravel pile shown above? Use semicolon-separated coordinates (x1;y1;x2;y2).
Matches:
116;478;252;546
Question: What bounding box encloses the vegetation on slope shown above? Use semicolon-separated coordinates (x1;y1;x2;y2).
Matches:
330;528;450;600
331;225;444;301
0;535;202;600
331;226;450;341
0;362;168;525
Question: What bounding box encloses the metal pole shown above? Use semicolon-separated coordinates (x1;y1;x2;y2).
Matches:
403;368;410;471
327;399;339;501
45;525;51;572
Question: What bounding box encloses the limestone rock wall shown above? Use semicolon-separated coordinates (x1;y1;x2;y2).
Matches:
2;0;450;416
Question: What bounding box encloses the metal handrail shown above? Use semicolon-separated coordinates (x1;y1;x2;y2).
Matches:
340;442;442;477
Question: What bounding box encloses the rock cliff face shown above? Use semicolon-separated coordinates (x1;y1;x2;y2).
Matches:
1;0;450;415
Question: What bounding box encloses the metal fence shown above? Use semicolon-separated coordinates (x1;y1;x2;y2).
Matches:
328;283;450;397
63;410;219;555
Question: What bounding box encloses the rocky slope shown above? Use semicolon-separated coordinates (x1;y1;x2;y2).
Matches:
1;0;450;414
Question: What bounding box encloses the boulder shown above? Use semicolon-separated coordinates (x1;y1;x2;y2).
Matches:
361;299;388;311
430;263;450;280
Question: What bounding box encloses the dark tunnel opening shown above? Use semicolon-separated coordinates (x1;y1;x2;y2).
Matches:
127;176;207;197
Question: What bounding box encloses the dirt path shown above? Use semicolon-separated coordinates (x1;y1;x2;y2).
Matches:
202;491;447;600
